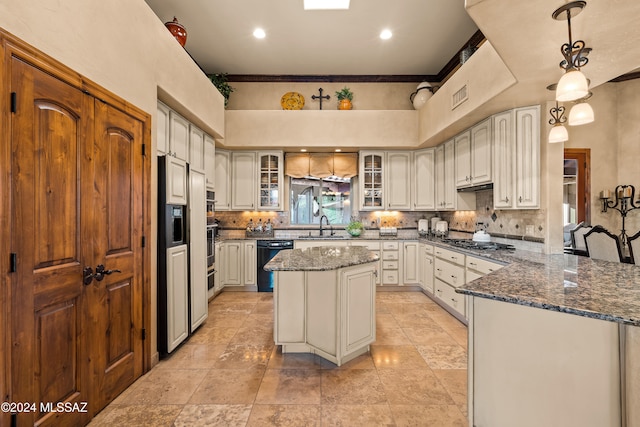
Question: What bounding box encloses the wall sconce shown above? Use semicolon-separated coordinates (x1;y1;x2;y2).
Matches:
568;93;595;125
553;1;591;102
548;102;569;143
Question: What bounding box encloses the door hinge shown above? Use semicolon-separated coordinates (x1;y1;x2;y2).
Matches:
141;235;146;248
10;92;16;113
9;253;17;273
142;143;146;156
141;328;146;340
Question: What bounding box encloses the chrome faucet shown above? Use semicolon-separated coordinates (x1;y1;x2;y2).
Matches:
319;215;333;236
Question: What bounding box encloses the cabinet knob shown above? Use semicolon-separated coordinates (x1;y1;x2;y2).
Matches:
505;196;510;203
519;196;523;203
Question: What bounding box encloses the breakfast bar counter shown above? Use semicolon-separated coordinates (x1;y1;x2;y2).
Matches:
456;252;640;427
264;246;379;366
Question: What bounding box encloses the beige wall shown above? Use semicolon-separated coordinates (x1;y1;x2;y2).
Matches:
227;82;418;111
1;0;226;366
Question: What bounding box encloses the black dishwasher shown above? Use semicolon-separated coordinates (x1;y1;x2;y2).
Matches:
256;240;294;292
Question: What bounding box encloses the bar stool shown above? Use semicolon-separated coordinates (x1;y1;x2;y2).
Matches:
584;225;623;263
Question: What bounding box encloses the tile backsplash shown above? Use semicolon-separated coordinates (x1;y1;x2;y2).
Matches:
214;189;546;242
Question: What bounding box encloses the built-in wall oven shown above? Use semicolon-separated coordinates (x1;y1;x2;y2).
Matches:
206;191;217;290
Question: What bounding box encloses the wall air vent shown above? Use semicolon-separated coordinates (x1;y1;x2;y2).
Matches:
452;84;468;110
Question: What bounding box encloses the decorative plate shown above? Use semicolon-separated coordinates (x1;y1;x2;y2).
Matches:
281;92;305;110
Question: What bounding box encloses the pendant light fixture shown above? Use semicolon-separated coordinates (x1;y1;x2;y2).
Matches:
548;102;569;143
553;1;591;102
568;93;595;126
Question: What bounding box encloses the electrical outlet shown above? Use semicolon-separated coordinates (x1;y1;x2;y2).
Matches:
526;225;534;235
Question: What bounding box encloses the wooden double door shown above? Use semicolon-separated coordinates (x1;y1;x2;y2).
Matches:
8;52;147;425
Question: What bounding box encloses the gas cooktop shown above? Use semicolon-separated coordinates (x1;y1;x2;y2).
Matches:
442;238;515;251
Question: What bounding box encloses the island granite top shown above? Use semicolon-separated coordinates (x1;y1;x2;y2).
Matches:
454;249;640;326
264;246;379;271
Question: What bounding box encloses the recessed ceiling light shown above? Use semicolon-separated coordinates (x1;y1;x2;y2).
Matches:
253;28;266;39
304;0;350;10
380;29;392;40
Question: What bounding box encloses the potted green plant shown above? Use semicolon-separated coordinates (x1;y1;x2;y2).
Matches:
345;217;364;237
335;87;353;110
208;73;234;108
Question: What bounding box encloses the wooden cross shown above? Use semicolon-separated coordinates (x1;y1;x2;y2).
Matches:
311;88;330;110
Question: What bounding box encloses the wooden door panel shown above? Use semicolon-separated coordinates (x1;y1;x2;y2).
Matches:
36;301;78;405
88;100;144;412
106;130;133;252
10;56;91;426
33;101;79;267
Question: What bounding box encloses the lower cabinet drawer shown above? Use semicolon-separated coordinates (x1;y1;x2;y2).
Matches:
382;260;398;270
382;270;399;285
434;278;466;318
434;258;465;287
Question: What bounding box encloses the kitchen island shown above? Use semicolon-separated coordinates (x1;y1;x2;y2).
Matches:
264;245;379;366
457;252;640;427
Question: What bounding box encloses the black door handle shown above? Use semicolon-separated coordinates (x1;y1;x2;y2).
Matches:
83;266;94;285
94;264;122;282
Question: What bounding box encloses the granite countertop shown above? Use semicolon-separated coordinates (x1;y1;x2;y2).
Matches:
452;247;640;326
264;246;379;271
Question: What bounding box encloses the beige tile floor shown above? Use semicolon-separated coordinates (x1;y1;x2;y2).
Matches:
89;291;468;426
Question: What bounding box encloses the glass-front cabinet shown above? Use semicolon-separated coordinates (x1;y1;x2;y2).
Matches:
258;151;283;210
360;151;384;210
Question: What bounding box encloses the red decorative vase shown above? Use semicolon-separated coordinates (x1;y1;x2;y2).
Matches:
165;17;187;47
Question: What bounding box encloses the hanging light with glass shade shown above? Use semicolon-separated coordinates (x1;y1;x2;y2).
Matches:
568;92;595;125
548;102;569;143
553;1;591;102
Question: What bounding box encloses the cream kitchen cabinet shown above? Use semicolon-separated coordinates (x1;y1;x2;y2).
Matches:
386;151;412;210
434;246;467;321
466;255;505;282
381;241;401;285
348;240;381;285
493;106;540;209
413;148;436;210
189;124;205;172
221;240;256;287
204;134;215;190
436;140;470;210
455;118;492;188
169;110;189;162
419;242;435;293
402;241;419;284
165;243;189;353
156;101;170;155
163;154;188;205
214;149;231;210
257;151;283;211
359;152;384;210
231;151;257;210
188;169;208;331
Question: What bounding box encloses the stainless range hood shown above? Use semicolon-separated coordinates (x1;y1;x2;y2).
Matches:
456;183;494;192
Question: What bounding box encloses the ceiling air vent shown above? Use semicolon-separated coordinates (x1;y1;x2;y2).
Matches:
451;84;468;110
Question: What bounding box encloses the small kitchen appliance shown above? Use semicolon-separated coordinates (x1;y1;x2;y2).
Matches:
418;219;429;236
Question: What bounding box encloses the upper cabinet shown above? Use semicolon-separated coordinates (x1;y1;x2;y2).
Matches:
189;124;205;171
360;151;412;211
231;151;257;210
455;118;492;188
360;152;384;210
214;149;231;211
216;150;284;211
204;134;215;190
169;111;189;162
157;101;170;155
493;106;540;209
386;151;412;210
413;148;436;210
258;152;283;211
435;140;476;211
